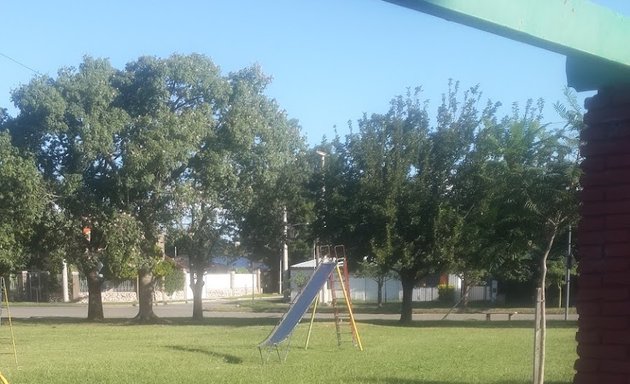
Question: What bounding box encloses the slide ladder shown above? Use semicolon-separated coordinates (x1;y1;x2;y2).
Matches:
0;277;17;383
330;249;362;351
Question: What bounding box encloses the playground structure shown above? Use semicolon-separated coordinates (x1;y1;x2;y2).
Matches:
258;246;363;362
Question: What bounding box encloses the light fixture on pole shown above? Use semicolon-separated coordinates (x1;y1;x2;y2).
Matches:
315;150;327;168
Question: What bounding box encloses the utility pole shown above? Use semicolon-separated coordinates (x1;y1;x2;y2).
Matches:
315;149;327;239
564;226;572;321
281;206;288;295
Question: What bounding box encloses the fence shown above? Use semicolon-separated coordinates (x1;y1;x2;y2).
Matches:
4;270;262;303
292;274;491;304
349;279;488;302
6;268;489;304
5;272;56;302
72;270;262;303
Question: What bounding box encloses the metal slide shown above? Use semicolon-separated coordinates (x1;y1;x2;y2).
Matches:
258;262;336;359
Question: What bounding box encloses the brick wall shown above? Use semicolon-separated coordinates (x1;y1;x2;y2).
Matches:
575;88;630;384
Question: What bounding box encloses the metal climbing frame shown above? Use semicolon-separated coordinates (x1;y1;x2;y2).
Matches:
305;245;363;352
329;246;363;351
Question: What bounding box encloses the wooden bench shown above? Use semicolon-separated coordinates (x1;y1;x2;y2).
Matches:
482;311;518;321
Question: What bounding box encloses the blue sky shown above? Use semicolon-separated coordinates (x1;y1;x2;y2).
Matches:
2;0;629;145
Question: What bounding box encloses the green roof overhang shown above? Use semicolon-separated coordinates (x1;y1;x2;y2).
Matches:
384;0;630;91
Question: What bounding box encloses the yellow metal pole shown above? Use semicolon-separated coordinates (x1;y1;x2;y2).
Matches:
335;265;363;351
2;278;18;367
305;295;320;350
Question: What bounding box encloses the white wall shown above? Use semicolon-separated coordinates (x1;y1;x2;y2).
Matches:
75;271;261;303
290;273;491;304
185;271;260;300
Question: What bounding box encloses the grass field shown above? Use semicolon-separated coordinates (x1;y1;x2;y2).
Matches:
0;316;577;384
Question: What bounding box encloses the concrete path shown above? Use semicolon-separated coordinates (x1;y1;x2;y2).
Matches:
4;303;578;322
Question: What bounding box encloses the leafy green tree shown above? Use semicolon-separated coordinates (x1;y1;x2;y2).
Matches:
390;83;494;322
166;64;309;317
169;190;231;320
480;100;579;384
7;57;131;320
223;67;311;292
546;254;576;308
0;132;46;274
340;85;484;323
7;54;228;321
162;263;186;296
341;90;428;323
114;54;228;322
310;135;362;258
444;96;503;307
7;53;308;321
356;257;396;307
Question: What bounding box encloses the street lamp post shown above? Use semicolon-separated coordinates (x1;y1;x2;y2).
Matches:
564;226;572;321
315;150;327;242
280;206;288;295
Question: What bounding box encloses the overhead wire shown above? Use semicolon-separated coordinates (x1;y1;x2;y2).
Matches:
0;52;42;76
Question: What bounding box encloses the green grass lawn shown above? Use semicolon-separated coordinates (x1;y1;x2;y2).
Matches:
217;297;577;316
0;318;577;384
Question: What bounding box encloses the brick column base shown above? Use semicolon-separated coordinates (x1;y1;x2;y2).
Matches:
575;87;630;384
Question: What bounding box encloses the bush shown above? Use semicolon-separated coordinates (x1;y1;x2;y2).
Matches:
438;284;455;303
163;267;186;295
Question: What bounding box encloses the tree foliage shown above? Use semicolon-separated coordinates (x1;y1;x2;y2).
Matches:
335;83;486;322
0;132;46;273
5;54;308;321
317;82;580;325
3;51;581;349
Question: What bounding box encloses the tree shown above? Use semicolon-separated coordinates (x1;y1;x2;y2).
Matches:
114;53;229;322
223;66;311;293
6;54;230;321
546;253;576;308
434;88;502;308
7;57;132;320
341;89;430;323
169;187;231;320
164;63;310;318
0;132;46;274
356;257;396;307
7;53;309;321
310;135;363;258
391;83;493;322
338;84;487;323
482;99;580;384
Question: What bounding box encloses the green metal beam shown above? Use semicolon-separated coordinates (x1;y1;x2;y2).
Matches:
384;0;630;91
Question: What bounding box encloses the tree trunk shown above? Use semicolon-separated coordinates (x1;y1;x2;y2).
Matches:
377;277;384;308
535;226;557;384
134;268;158;323
191;267;205;320
462;273;471;308
400;273;415;323
86;270;104;321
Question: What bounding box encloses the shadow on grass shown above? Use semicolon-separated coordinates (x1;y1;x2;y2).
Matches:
165;345;243;364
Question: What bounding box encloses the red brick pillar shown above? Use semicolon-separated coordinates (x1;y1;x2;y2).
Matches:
575;87;630;384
